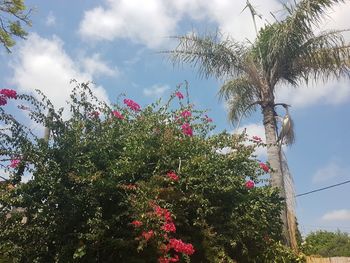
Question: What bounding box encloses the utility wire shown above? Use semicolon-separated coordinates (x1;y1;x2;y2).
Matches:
296;180;350;197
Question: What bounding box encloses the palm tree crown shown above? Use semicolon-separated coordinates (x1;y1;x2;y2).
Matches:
169;0;350;124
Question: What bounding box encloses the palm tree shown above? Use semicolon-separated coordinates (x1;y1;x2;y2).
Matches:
167;0;350;248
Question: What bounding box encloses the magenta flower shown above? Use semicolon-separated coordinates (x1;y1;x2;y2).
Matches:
0;89;17;99
123;98;141;111
175;91;184;99
10;159;21;168
0;96;7;106
259;162;270;173
181;123;193;137
181;110;191;118
245;180;255;189
142;230;154;241
131;220;143;227
162;222;176;233
167;171;179;181
252;136;262;142
112;110;124;120
168;238;195;255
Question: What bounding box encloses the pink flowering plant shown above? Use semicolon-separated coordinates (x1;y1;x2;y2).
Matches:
0;82;300;262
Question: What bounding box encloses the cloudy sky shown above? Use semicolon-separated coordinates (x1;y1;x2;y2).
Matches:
1;0;350;235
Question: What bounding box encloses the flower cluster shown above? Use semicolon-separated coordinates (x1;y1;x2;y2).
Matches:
0;89;17;106
167;238;195;255
123;98;141;112
245;180;255;189
181;123;193;137
252;136;262;142
112;110;124;120
175;91;184;100
166;171;179;182
162;222;176;232
0;89;17;99
142;230;154;241
180;110;191;119
259;162;270;173
153;205;173;224
10;159;20;168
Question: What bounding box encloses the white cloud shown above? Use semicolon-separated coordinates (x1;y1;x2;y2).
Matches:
10;33;110;117
237;123;267;159
45;12;56;26
322;209;350;221
78;0;350;62
79;0;177;48
312;161;349;184
321;1;350;41
79;0;282;48
82;53;119;77
143;84;169;98
276;79;350;108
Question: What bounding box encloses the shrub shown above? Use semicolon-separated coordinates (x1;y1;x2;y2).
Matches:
302;230;350;257
0;82;301;262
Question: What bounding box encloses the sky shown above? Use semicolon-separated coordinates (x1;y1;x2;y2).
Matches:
1;0;350;236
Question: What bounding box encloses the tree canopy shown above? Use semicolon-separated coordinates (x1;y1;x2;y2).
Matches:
0;0;31;52
302;230;350;257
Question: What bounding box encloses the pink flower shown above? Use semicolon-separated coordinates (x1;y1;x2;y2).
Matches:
0;96;7;106
252;136;262;142
166;171;179;181
162;222;176;233
123;98;141;112
168;239;195;255
180;110;191;118
142;230;154;241
112;110;124;120
0;89;17;99
245;180;255;189
259;162;270;173
131;220;143;227
181;123;193;137
10;159;20;168
153;205;173;222
175;91;184;99
204;115;213;122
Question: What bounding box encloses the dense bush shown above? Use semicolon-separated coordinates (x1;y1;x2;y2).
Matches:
302;230;350;257
0;82;301;262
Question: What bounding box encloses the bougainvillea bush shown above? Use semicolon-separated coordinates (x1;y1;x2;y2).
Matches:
0;82;301;262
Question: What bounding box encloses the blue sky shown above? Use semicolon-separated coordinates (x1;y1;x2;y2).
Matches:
1;0;350;235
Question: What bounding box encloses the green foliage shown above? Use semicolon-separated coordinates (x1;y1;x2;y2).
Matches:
0;83;301;262
0;0;31;52
302;230;350;257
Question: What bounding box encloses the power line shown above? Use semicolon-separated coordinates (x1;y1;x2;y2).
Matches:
296;180;350;198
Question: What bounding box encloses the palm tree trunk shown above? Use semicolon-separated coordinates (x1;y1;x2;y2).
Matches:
261;102;291;247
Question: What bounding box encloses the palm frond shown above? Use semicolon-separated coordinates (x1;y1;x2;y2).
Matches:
257;0;347;85
218;76;259;125
291;30;350;83
165;32;248;79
